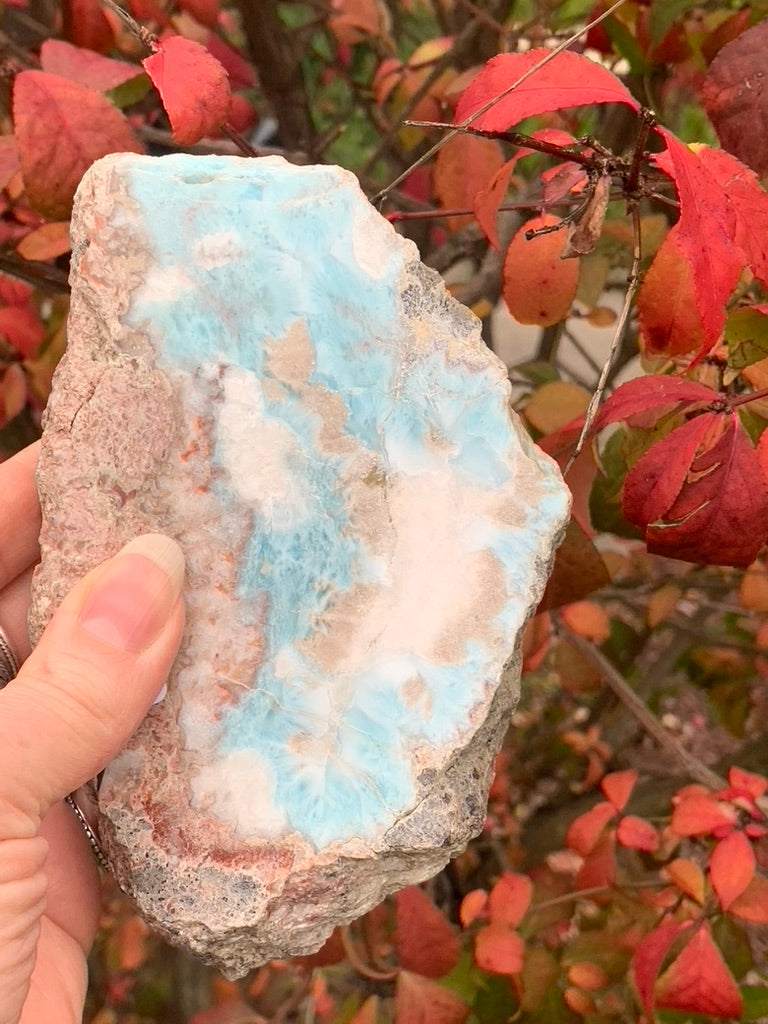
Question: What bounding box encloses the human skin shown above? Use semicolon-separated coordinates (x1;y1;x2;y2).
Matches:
0;443;186;1024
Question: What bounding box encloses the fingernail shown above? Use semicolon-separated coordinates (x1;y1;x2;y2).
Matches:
78;534;185;653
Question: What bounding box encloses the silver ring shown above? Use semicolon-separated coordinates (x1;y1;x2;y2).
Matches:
0;626;19;689
65;792;110;872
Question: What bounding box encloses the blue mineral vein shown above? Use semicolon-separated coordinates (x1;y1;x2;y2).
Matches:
119;156;567;849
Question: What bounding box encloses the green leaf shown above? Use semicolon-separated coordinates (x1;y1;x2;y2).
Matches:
741;986;768;1021
649;0;701;44
106;72;151;109
603;15;649;74
512;361;561;388
725;307;768;371
589;429;642;539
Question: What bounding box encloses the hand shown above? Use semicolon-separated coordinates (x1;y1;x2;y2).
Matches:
0;443;185;1024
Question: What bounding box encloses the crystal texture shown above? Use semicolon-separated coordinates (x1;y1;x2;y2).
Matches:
30;154;570;975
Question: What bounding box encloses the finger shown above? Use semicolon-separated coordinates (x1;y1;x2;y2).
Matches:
0;534;185;831
38;802;100;953
0;566;34;666
0;443;40;590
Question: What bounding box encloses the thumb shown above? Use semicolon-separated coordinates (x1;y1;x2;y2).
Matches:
0;534;185;829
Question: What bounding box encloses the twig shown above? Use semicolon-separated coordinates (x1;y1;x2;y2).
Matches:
340;926;398;982
372;0;630;204
565;632;725;790
563;201;642;474
101;0;156;49
0;253;69;293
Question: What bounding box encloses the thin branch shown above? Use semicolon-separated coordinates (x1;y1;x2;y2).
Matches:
372;0;630;204
563;201;642;474
565;632;725;790
101;0;156;48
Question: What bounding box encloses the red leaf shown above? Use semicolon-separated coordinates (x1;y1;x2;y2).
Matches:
631;920;689;1019
434;134;504;231
178;0;220;30
728;766;768;801
697;146;768;290
459;889;487;927
62;0;113;53
0;305;44;358
575;830;616;890
656;923;743;1019
474;924;525;976
455;50;638;133
143;36;230;145
13;70;144;220
616;815;659;852
40;40;143;93
671;792;738;837
622;412;768;567
593;375;714;432
710;831;756;911
503;214;579;326
566;800;616;856
600;769;637;812
700;19;768;178
637;225;706;357
394;971;469;1024
0;137;19;193
394;888;460;979
487;873;532;927
728;873;768;924
654;130;744;357
203;31;256;90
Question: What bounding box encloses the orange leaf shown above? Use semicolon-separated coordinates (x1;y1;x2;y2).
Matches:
473;157;517;249
637;225;705;357
631;920;689;1020
487;873;532;927
655;923;743;1019
710;830;755;910
600;770;638;812
394;971;469;1024
1;364;28;424
566;801;616;855
143;36;230;145
503;214;579;326
13;70;143;220
459;888;487;928
671;793;737;837
728;873;768;924
564;988;596;1015
394;887;460;979
617;815;659;852
16;222;71;261
525;381;590;436
434;134;504;232
115;914;150;971
662;858;705;904
567;962;608;990
474;924;525;976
